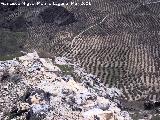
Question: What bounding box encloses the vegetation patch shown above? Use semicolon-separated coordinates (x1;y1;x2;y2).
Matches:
55;64;74;75
0;30;27;61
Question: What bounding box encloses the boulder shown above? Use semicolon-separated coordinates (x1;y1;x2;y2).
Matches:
82;108;115;120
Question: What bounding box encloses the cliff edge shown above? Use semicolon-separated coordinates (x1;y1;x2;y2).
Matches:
0;51;131;120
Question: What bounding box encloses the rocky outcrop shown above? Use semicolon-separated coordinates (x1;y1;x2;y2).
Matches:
0;52;131;120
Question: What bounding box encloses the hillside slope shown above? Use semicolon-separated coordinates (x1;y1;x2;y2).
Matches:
1;0;160;116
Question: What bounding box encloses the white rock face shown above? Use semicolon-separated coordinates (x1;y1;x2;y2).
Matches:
82;108;114;120
0;52;132;120
32;104;49;114
55;57;70;65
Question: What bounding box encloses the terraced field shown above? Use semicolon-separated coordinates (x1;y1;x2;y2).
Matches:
1;0;160;103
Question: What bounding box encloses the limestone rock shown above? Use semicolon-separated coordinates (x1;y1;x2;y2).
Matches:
82;108;115;120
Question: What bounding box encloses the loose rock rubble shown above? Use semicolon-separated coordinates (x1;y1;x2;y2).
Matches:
0;51;132;120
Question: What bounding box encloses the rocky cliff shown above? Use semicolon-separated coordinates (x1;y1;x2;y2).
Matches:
0;52;131;120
